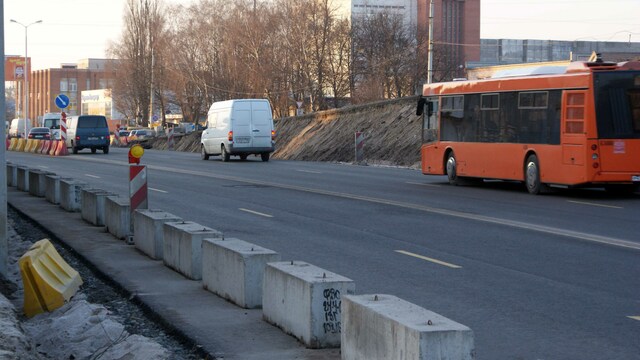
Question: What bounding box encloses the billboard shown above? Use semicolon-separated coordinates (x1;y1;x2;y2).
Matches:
5;56;31;81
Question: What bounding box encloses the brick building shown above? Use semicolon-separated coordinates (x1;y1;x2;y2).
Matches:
26;59;117;124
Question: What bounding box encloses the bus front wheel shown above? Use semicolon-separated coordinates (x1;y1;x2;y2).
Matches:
525;154;547;195
446;152;459;185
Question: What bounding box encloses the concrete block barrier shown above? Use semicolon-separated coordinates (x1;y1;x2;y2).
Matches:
341;294;475;360
163;221;223;280
29;170;53;197
28;170;44;197
19;239;83;318
202;238;280;309
262;261;355;348
59;179;88;212
81;188;115;226
44;174;61;204
6;162;17;187
133;209;182;260
16;166;29;191
105;196;132;240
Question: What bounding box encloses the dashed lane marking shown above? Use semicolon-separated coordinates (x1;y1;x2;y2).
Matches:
149;187;168;193
84;174;101;179
395;250;462;269
628;316;640;321
297;169;323;174
239;208;273;218
406;181;441;187
567;200;623;209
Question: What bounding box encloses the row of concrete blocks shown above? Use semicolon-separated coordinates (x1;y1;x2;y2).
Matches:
6;162;475;359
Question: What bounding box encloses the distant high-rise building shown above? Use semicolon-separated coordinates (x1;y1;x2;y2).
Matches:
335;0;481;80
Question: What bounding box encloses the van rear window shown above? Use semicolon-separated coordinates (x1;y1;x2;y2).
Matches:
78;116;107;128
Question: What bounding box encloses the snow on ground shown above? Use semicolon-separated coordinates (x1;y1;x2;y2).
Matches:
0;224;170;359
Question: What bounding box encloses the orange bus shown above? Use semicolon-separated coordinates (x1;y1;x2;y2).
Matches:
417;59;640;194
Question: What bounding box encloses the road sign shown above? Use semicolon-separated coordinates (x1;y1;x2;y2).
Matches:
55;94;70;109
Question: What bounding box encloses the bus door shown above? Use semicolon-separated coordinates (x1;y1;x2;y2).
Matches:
421;97;441;173
561;90;587;167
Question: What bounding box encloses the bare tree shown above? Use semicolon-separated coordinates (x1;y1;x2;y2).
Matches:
108;0;166;127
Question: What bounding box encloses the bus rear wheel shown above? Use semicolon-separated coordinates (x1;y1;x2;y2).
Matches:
525;154;548;195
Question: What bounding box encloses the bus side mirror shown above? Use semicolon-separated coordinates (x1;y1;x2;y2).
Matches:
416;98;426;116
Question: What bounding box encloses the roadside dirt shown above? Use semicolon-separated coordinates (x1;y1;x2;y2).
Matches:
147;96;423;168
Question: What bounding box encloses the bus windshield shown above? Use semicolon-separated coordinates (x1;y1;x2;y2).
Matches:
594;71;640;139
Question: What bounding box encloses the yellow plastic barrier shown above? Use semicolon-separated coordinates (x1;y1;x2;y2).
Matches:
8;138;17;151
19;239;83;318
29;139;39;153
16;138;26;152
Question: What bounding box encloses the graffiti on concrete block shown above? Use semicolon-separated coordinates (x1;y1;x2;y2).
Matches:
322;288;341;334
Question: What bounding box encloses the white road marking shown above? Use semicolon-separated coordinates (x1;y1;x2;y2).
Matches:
149;187;168;193
406;181;441;187
84;174;101;179
567;200;623;209
297;169;322;174
395;250;461;269
239;208;273;218
628;316;640;321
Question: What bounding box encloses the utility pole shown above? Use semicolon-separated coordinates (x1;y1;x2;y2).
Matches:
427;0;434;84
10;19;42;136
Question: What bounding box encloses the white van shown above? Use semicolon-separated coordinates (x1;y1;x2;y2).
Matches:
200;99;275;162
42;112;62;140
9;118;31;138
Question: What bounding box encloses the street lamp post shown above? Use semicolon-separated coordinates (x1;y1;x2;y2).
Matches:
10;19;42;138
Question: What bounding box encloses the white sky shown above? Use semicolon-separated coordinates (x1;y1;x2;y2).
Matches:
3;0;640;71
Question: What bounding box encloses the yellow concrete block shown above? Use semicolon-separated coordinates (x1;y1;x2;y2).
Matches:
8;138;18;151
19;239;83;318
16;138;26;152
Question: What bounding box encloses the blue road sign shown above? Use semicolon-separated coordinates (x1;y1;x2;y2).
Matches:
55;94;70;109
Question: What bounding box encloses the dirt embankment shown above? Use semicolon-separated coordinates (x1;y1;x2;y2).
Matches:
148;96;423;167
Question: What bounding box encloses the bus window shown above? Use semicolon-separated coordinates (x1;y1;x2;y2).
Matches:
594;71;640;139
441;95;465;141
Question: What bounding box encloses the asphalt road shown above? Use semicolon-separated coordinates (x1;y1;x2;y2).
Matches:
7;148;640;359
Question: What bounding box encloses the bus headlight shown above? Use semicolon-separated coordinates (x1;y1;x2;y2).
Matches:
592;153;598;160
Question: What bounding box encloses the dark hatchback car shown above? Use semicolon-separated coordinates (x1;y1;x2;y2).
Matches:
28;127;51;140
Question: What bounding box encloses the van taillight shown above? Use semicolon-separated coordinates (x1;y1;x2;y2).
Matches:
228;131;233;142
28;134;34;139
76;136;80;141
106;135;110;141
271;130;276;141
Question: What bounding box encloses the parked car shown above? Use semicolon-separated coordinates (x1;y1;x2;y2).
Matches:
28;127;51;140
128;129;154;142
118;130;130;138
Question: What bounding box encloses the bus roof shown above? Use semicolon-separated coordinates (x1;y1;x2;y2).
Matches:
422;60;640;96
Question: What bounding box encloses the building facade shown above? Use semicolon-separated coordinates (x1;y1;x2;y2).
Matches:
27;59;117;124
474;39;640;66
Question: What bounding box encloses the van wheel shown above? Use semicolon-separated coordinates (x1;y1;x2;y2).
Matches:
261;153;270;162
91;148;97;154
221;145;230;162
201;145;209;160
103;146;109;154
72;146;78;154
